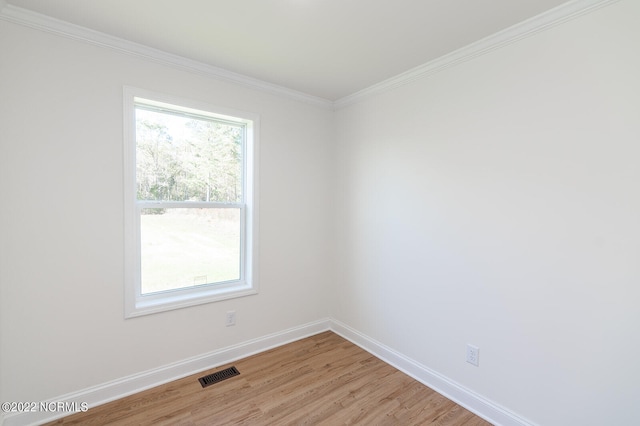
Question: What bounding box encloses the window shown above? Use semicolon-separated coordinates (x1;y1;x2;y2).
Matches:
124;87;258;317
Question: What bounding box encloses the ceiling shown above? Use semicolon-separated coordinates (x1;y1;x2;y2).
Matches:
4;0;571;101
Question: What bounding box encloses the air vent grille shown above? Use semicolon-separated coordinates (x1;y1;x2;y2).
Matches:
198;366;240;388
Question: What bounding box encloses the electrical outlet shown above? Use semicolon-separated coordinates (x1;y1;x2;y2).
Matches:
226;310;236;327
466;344;479;366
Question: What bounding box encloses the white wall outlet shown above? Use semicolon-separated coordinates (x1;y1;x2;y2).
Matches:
466;344;479;366
225;310;236;327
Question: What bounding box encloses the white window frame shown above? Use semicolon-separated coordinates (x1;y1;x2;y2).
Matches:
123;87;259;318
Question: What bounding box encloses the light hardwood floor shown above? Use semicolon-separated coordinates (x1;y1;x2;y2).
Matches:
45;331;491;425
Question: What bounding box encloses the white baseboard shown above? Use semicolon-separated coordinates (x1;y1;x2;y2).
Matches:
329;319;536;426
2;319;331;426
3;318;534;426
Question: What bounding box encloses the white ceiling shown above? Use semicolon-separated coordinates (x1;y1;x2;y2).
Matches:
5;0;571;101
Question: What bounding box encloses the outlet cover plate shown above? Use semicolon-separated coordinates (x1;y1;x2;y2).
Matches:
466;344;479;366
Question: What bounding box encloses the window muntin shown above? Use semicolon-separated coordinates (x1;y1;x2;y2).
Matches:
124;88;258;317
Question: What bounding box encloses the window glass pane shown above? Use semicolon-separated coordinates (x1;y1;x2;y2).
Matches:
140;208;241;295
135;108;243;202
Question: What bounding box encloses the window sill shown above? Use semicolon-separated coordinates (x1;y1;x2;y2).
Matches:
125;283;257;318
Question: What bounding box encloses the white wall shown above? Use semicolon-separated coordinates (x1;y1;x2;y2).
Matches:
332;1;640;425
2;1;639;425
0;20;333;404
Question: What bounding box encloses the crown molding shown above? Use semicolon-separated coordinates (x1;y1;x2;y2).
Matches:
334;0;621;109
0;3;334;110
0;0;621;111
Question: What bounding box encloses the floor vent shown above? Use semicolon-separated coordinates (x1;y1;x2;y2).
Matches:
198;366;240;388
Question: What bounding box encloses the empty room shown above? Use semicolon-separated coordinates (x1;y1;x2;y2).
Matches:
1;0;638;425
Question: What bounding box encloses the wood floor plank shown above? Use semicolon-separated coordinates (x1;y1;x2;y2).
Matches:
45;332;492;425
